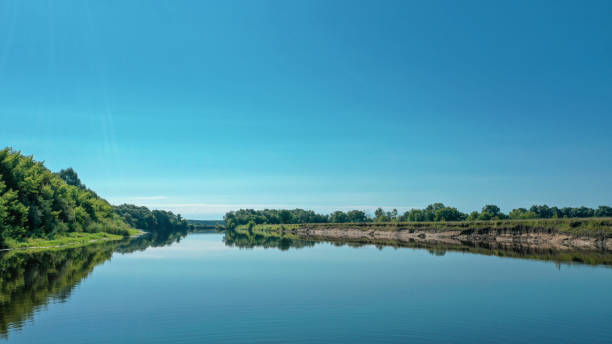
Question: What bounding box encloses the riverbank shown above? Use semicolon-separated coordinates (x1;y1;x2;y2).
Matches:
1;228;144;251
235;218;612;251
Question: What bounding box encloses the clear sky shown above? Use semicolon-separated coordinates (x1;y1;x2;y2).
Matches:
1;1;611;219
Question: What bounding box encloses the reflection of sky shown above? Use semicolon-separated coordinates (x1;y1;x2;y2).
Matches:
119;235;236;259
6;233;612;343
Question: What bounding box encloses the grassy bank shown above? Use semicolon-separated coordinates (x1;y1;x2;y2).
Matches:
2;228;142;250
235;217;612;238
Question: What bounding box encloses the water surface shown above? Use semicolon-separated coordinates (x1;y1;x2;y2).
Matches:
2;233;612;343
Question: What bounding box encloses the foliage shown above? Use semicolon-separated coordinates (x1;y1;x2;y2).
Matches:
113;204;190;235
224;208;328;229
225;201;612;229
0;148;131;246
238;217;612;238
478;204;507;220
402;203;467;222
56;168;86;189
509;208;538;219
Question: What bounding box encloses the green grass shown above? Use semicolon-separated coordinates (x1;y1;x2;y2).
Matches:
126;227;145;236
3;232;126;250
235;217;612;238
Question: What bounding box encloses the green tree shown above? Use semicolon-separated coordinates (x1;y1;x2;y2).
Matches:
374;208;389;222
479;205;506;220
278;210;292;223
329;211;349;223
424;203;445;221
56;168;85;189
508;208;537;219
405;209;426;222
0;148;131;241
466;211;480;221
434;207;466;221
596;206;612;217
346;210;368;223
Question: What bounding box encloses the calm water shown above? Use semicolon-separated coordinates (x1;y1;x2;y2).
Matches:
2;232;612;343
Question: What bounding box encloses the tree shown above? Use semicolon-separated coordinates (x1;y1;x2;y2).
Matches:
573;206;594;218
346;210;368;223
0;148;132;241
434;207;465;221
374;208;389;222
509;208;537;219
329;211;349;223
466;211;480;221
278;210;292;224
56;168;86;189
405;209;425;222
424;203;445;221
388;209;399;222
479;205;506;220
596;206;612;217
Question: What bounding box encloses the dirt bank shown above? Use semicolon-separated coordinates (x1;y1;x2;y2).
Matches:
286;225;612;251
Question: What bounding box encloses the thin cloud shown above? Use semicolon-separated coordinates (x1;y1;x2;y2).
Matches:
130;196;167;200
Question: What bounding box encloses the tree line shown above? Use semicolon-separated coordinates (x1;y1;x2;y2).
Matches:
0;148;190;247
114;204;190;235
224;203;612;229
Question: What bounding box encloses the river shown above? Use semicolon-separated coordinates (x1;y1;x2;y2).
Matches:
1;232;611;343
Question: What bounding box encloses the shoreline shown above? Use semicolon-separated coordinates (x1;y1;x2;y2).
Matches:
0;230;147;252
294;226;612;251
236;218;612;251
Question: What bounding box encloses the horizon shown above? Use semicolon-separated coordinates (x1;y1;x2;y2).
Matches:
2;1;612;220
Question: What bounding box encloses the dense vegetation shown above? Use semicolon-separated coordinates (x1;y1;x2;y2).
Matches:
114;204;189;235
224;203;612;229
0;148;194;248
0;148;131;247
242;217;612;238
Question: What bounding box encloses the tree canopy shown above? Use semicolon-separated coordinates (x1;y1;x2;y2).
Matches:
114;204;189;235
0;148;131;245
224;202;612;229
0;148;191;247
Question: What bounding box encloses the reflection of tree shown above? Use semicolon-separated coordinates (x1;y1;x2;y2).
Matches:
226;229;612;267
0;246;114;337
0;230;187;339
223;230;316;251
115;229;189;254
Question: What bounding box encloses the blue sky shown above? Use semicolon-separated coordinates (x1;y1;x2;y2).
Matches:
1;0;611;219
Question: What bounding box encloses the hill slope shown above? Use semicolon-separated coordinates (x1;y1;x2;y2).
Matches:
0;148;131;247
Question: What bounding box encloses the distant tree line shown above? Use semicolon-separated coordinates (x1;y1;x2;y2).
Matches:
224;209;329;229
113;204;190;235
224;203;612;229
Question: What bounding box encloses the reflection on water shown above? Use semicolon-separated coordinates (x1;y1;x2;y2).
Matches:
0;231;188;338
0;245;113;337
227;228;612;267
1;229;612;342
223;229;316;250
